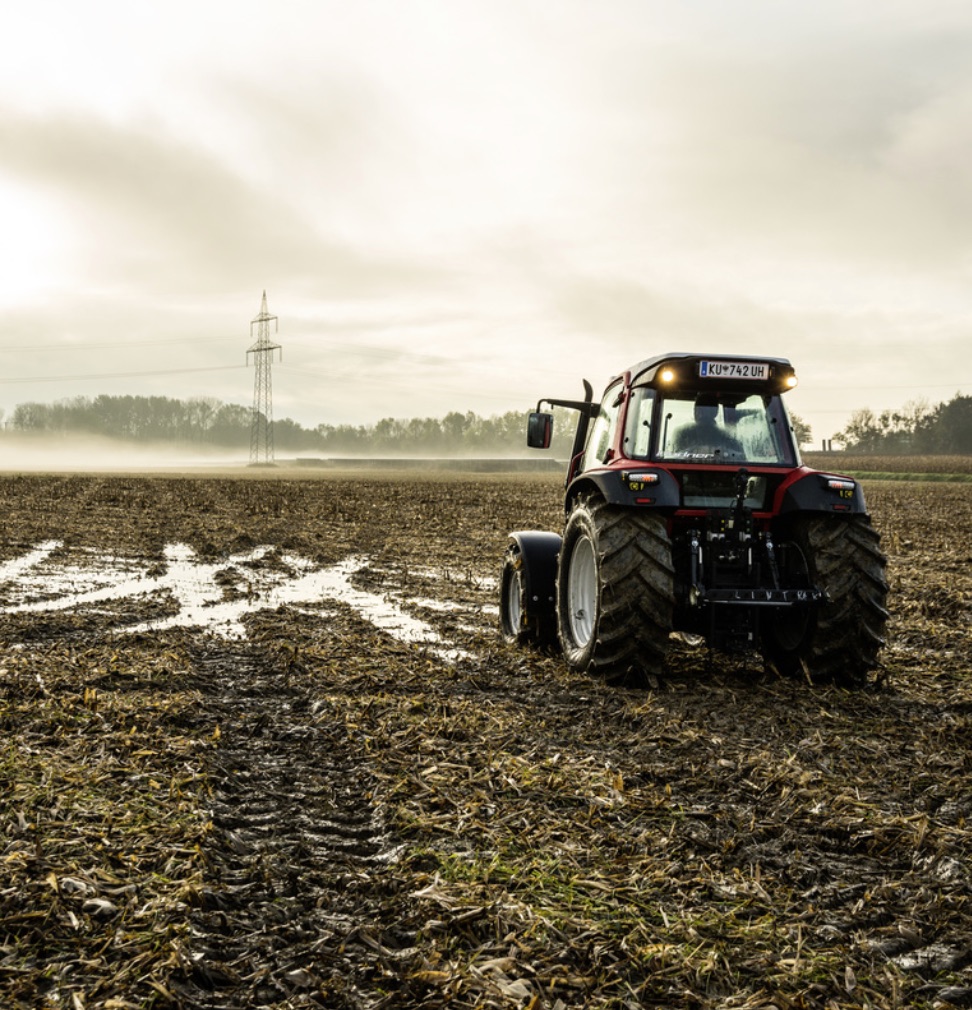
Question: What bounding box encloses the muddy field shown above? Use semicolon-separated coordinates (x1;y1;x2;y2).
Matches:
1;470;970;1010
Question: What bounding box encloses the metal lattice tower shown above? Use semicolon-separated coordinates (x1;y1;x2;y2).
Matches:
247;291;282;466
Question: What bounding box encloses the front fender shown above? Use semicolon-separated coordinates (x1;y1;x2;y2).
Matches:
507;530;562;621
777;469;869;515
566;467;681;512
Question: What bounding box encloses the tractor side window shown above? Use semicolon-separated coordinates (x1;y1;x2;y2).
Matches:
580;384;622;471
623;386;655;459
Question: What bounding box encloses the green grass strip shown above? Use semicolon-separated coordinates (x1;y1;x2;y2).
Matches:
845;471;972;483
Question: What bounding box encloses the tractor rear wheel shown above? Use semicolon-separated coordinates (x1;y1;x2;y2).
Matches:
557;496;674;682
763;515;888;685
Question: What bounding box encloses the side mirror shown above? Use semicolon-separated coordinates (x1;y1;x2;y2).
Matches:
527;411;553;449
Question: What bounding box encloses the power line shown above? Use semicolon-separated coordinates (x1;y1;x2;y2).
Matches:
286;339;447;366
274;364;534;405
0;335;243;352
0;365;247;384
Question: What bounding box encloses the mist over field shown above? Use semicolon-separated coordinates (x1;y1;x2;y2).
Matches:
0;432;246;472
2;384;968;471
0;394;576;467
0;431;564;473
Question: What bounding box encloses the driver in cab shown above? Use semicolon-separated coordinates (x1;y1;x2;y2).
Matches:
671;401;743;458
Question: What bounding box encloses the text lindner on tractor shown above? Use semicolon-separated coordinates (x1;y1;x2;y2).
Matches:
500;352;889;685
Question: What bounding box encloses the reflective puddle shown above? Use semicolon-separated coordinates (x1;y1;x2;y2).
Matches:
0;542;482;661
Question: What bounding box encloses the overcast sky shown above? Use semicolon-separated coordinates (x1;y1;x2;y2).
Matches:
2;0;971;443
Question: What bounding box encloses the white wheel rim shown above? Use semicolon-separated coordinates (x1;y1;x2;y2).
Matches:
567;535;597;648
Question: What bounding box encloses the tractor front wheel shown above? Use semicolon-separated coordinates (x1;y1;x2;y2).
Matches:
557;496;674;682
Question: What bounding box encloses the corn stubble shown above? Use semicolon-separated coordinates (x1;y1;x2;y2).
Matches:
1;473;970;1009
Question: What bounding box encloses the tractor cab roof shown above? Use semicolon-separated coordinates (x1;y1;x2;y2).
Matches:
621;352;798;395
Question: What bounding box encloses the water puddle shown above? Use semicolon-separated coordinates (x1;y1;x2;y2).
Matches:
0;543;480;661
0;540;63;584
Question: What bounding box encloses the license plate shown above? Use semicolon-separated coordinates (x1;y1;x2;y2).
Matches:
699;360;769;380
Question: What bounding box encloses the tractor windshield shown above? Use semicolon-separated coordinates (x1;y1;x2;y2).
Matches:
626;388;797;465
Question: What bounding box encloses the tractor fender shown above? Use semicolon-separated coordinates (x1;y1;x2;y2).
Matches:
776;469;869;515
507;530;562;621
566;468;681;512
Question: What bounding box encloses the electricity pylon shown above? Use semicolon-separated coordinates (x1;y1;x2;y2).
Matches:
247;291;282;466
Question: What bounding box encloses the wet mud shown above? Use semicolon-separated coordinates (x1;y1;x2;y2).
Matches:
1;472;971;1009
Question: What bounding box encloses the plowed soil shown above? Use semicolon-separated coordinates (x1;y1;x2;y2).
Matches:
1;471;971;1010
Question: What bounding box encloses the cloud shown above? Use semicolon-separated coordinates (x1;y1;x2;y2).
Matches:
0;106;445;301
2;0;972;439
645;23;972;267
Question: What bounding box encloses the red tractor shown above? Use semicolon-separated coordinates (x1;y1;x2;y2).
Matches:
500;352;888;684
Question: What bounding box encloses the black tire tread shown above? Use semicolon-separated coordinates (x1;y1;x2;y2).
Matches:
766;515;889;685
559;496;675;680
807;516;888;682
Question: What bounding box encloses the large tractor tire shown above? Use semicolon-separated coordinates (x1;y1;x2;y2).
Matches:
556;496;674;682
763;515;888;685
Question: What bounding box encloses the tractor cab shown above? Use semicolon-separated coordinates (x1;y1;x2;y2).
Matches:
530;353;805;513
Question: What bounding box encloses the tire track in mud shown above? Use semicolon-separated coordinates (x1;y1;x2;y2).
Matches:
170;639;414;1009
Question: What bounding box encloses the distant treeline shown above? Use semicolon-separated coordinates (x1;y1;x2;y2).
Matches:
837;394;972;454
313;411;573;456
11;396;255;446
7;395;577;456
10;391;969;456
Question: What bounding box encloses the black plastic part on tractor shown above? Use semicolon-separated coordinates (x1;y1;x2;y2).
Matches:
501;350;890;686
500;530;561;648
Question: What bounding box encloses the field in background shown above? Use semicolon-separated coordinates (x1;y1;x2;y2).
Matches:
805;452;972;478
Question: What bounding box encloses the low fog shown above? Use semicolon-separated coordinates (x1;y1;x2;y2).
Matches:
0;432;249;473
0;431;564;474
